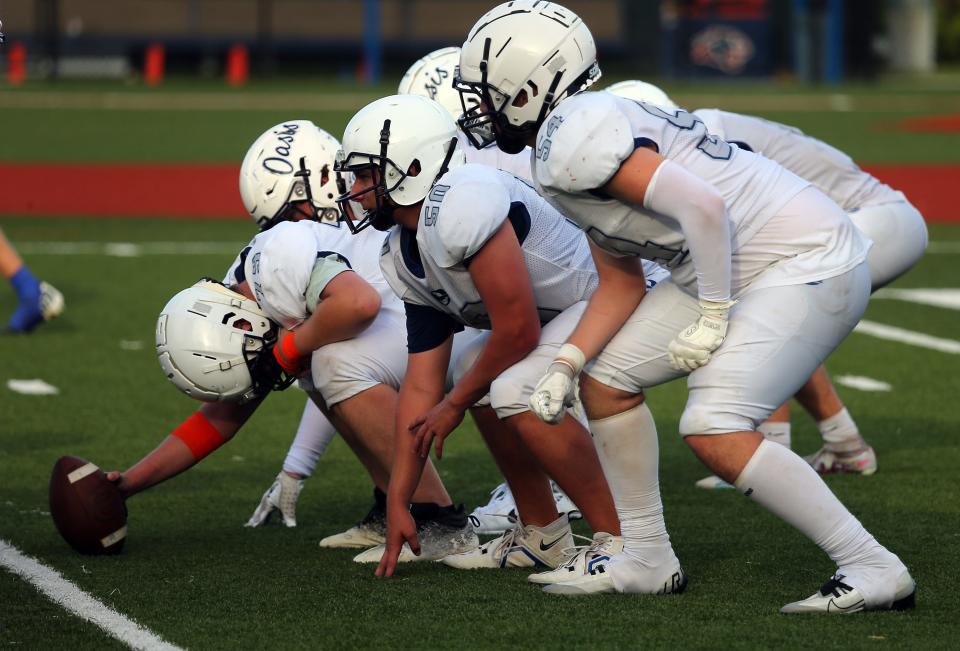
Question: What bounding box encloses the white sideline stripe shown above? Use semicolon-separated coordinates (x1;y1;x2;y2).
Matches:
874;288;960;311
855;320;960;354
15;241;243;256
926;242;960;254
834;375;893;392
0;539;183;651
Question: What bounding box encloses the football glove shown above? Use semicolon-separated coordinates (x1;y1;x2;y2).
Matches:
668;299;735;372
245;471;305;528
529;343;586;425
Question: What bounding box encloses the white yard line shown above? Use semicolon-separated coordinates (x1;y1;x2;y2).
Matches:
874;288;960;311
0;539;183;651
926;241;960;254
834;375;893;392
855;320;960;354
15;241;243;256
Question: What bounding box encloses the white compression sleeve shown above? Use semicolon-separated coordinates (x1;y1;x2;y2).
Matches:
282;399;338;477
643;160;732;303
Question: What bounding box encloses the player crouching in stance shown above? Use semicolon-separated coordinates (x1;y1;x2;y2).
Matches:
335;94;683;589
607;79;929;483
107;122;476;563
457;1;914;611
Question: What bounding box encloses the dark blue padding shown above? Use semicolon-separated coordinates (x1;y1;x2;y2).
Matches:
405;301;463;353
400;228;426;279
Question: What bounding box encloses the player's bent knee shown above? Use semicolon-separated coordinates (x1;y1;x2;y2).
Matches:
580;373;643;420
489;375;529;420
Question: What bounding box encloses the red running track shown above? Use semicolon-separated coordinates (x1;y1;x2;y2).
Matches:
0;162;957;222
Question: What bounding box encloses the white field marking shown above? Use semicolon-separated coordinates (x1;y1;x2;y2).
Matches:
120;340;144;351
7;379;59;395
15;241;243;256
834;375;893;392
855;320;960;354
926;241;960;254
874;288;960;311
0;539;184;651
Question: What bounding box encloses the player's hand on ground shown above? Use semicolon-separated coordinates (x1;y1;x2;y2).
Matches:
245;471;304;528
409;397;465;460
376;507;420;578
668;300;734;372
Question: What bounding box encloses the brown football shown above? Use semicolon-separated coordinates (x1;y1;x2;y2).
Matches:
49;455;128;555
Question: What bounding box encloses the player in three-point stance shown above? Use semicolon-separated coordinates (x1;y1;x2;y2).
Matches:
455;1;913;611
335;94;683;585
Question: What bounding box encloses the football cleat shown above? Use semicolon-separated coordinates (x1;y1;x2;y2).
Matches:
352;503;478;563
805;445;877;476
542;553;688;596
694;474;735;491
320;487;386;549
468;481;581;535
8;281;64;333
528;531;622;585
441;515;572;569
781;569;915;614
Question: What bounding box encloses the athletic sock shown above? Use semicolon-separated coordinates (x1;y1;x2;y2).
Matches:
10;266;40;301
818;408;866;453
758;420;792;449
735;440;887;571
589;402;675;569
7;267;43;332
282;400;337;477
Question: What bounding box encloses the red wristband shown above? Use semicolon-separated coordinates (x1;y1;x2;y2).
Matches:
172;412;227;460
273;331;304;374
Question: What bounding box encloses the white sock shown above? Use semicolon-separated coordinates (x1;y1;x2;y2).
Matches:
589;402;676;569
735;440;887;570
758;420;792;449
818;408;864;453
282;399;338;477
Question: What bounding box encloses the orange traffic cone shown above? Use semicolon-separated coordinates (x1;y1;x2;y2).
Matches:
7;42;26;86
226;44;249;87
144;43;165;86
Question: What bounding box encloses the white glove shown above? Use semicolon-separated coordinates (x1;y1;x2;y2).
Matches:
668;299;735;372
245;471;304;528
529;343;586;425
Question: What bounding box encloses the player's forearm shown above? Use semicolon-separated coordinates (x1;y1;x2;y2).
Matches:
643;160;732;303
119;435;199;497
389;384;438;508
568;274;646;362
294;291;381;354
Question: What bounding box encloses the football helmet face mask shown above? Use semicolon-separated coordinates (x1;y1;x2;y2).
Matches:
454;1;601;154
334;95;464;233
239;120;342;231
156;279;292;404
606;80;679;109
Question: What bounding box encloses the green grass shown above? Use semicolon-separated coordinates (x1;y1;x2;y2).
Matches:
1;80;960;649
0;218;958;649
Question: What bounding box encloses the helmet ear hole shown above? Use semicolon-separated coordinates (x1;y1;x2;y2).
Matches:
232;318;253;332
408;159;422;177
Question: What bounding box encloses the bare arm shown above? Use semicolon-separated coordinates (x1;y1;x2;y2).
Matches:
294;271;381;354
112;398;264;498
377;337;452;578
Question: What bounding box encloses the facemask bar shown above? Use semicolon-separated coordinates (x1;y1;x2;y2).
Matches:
334;119;408;233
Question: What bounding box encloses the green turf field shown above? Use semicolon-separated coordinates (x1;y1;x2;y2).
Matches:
1;79;959;649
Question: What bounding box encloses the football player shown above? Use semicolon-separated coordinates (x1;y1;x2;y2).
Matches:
1;228;64;333
399;46;580;533
456;1;914;612
335;94;682;586
107;121;478;562
606;79;929;484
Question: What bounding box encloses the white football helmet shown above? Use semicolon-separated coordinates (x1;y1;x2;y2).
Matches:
398;46;475;122
335;94;465;232
455;1;601;153
156;279;281;404
606;80;679;109
239;120;342;231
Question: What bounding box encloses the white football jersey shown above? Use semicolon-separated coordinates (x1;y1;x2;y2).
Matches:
231;220;399;330
533;91;866;295
457;129;534;184
380;164;669;345
694;109;900;211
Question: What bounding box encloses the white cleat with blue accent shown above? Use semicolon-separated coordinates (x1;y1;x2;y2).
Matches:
781;567;915;614
441;515;571;569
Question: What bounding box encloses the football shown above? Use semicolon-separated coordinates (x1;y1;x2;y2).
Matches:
49;455;128;555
